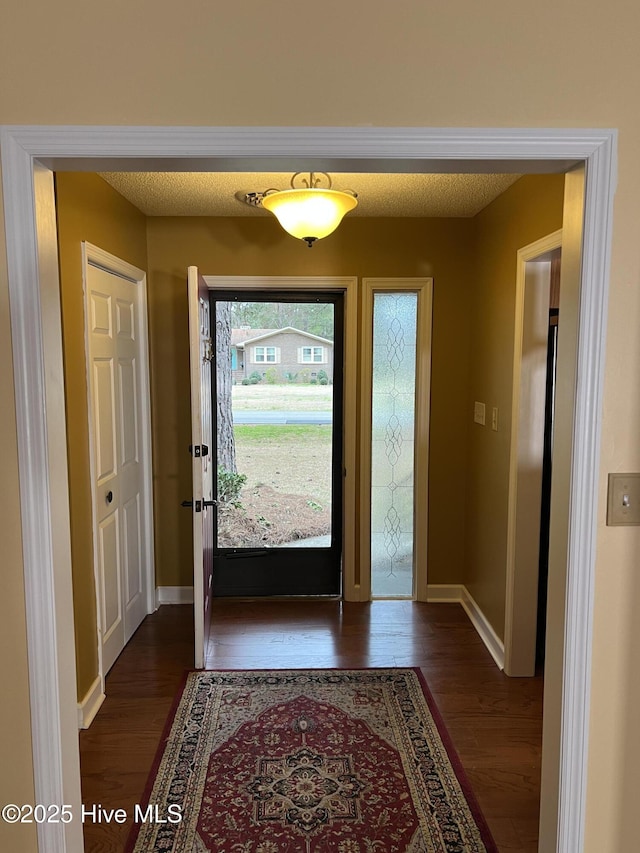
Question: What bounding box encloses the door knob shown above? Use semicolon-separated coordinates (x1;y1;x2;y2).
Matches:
203;499;217;507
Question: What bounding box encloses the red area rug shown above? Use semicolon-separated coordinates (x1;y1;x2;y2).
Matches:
127;669;497;852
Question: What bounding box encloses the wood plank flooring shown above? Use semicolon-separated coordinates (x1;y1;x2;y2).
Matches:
79;600;543;852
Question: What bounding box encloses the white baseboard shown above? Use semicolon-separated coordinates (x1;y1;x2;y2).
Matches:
426;583;505;670
426;583;464;603
156;585;194;606
77;675;105;730
459;586;505;670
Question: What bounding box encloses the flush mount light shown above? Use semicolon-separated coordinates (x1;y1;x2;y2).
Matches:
244;172;358;247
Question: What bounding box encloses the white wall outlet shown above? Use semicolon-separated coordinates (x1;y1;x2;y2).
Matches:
492;406;499;431
473;401;486;425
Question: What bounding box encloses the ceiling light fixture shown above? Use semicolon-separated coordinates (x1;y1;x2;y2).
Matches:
244;172;358;247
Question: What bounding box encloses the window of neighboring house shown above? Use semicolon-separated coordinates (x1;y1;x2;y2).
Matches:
253;345;278;363
299;346;326;363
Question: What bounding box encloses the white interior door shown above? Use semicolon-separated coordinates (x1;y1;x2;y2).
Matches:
85;254;150;676
188;266;214;668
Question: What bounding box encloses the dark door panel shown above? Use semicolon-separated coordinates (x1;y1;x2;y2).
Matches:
212;548;340;597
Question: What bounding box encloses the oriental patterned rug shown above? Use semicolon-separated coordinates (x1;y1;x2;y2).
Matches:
127;669;497;853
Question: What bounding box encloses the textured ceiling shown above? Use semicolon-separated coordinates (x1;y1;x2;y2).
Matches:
98;171;521;218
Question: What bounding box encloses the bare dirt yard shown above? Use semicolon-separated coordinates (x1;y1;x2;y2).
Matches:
217;421;333;548
231;383;333;411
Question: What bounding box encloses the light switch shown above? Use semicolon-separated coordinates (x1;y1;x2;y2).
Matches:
607;473;640;526
474;401;486;426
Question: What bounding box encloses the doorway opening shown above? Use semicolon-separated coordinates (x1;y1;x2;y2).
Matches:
505;231;562;678
1;126;615;853
537;253;561;667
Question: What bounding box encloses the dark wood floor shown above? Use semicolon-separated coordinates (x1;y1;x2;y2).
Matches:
80;601;543;852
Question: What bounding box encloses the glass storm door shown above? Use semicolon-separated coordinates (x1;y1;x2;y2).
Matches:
210;292;343;596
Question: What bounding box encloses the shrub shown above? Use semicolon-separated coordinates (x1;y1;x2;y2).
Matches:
217;467;247;506
265;367;278;384
319;377;328;385
284;371;298;383
317;369;328;383
299;369;311;384
241;378;251;385
310;378;317;385
249;371;262;383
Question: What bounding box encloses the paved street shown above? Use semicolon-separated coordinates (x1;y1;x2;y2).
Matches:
233;410;332;425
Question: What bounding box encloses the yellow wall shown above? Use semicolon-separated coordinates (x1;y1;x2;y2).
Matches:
2;2;640;849
464;175;566;636
145;215;475;588
55;173;148;700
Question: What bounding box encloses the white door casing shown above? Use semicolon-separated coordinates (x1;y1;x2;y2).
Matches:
0;126;616;853
83;243;155;683
188;266;214;669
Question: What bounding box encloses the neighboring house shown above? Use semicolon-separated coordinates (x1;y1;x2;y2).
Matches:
230;327;334;383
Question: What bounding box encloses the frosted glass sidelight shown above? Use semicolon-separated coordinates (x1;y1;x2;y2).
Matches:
371;293;417;597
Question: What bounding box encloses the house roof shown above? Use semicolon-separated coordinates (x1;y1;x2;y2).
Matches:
231;327;334;347
230;328;276;346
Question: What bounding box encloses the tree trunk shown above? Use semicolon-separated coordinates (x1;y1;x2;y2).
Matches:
215;302;237;474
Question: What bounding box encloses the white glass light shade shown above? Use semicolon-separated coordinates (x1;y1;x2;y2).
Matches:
262;188;357;243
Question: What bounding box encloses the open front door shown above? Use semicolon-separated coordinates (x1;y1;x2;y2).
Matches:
188;266;214;668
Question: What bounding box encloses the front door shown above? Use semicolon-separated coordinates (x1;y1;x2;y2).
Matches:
187;266;214;667
212;292;344;596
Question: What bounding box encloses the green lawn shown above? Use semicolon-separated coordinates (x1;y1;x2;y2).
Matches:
234;424;332;443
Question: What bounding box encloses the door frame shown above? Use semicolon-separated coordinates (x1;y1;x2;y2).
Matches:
205;275;359;599
0;125;616;853
504;230;563;676
80;242;156;724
